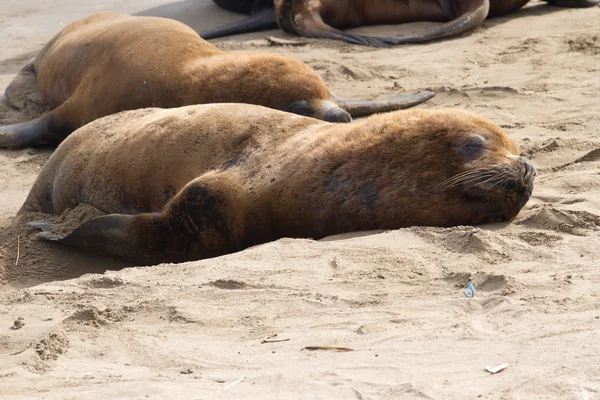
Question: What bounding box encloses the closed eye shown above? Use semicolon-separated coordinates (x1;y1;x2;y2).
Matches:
286;99;313;117
465;141;482;150
457;136;488;158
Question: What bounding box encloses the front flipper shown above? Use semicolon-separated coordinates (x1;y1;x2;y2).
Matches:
335;91;436;118
28;172;250;265
200;7;278;39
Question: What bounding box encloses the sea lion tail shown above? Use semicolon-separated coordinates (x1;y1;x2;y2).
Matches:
200;8;278;39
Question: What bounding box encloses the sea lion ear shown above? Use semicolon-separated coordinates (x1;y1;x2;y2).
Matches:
433;130;447;139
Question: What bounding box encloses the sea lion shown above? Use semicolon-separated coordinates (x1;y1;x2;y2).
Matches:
23;103;536;266
0;12;434;149
201;0;599;47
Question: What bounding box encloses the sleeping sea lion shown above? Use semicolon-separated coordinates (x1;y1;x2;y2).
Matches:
23;103;536;265
200;0;599;47
0;12;434;149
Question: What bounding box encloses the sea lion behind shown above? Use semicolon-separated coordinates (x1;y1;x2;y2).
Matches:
0;12;434;149
201;0;599;47
23;104;535;265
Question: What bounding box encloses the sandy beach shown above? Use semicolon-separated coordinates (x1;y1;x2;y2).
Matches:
1;1;599;398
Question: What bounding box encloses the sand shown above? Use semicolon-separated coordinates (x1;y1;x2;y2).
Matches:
1;1;600;398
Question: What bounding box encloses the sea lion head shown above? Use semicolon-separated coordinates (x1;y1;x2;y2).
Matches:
255;55;352;122
420;110;535;224
362;109;535;227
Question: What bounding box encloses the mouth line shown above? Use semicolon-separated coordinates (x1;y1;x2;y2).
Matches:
463;180;533;201
466;177;533;193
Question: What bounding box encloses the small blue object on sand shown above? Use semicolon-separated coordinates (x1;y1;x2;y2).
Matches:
464;282;475;298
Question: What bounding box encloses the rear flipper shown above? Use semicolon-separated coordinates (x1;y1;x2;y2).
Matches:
278;3;391;48
543;0;599;6
381;0;490;45
0;102;73;148
379;0;597;44
336;91;436;118
212;0;273;14
279;0;490;47
28;214;153;265
200;7;278;39
27;172;249;265
4;59;44;111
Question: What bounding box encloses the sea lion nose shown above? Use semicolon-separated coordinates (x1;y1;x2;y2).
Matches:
323;108;352;123
520;156;536;184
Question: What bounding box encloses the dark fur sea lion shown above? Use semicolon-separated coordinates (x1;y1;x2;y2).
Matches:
23;103;535;265
201;0;599;47
0;12;434;149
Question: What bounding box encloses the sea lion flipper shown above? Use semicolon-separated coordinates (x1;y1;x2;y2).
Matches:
380;0;490;45
32;213;145;263
4;59;40;111
200;8;278;39
296;25;391;48
279;4;390;48
26;221;54;232
31;172;247;265
36;231;66;242
0;104;73;149
336;90;437;118
27;221;66;241
0;118;53;149
542;0;599;6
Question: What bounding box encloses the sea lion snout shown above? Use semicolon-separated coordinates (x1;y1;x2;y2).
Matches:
323;107;352;123
314;100;352;123
286;99;352;123
461;154;535;221
511;156;536;215
465;155;536;197
519;156;536;186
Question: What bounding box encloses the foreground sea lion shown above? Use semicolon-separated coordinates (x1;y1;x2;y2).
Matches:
0;12;433;149
23;103;536;265
201;0;599;47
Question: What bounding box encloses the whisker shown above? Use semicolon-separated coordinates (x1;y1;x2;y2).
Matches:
465;172;517;191
441;172;497;190
464;175;501;189
433;169;492;190
432;168;521;193
434;169;485;187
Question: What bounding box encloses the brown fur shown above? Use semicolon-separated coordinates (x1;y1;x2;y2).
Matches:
274;0;532;28
22;104;535;265
0;12;352;148
34;12;335;124
268;0;594;46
